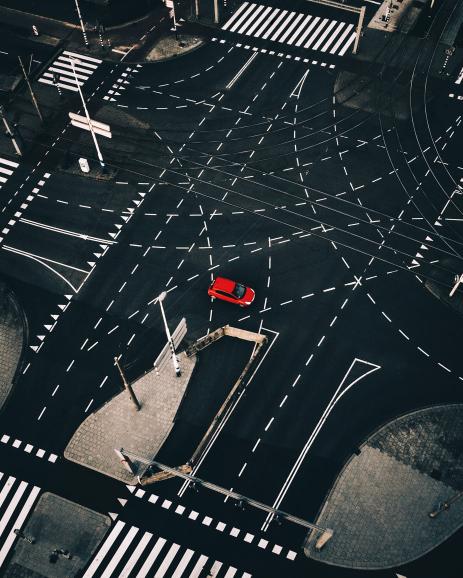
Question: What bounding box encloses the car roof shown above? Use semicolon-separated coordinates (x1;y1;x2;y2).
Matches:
213;276;236;293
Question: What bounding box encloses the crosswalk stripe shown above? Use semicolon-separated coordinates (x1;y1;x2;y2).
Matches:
100;526;139;578
222;1;249;30
338;31;356;56
0;167;12;176
82;520;126;577
294;15;320;47
271;13;296;42
329;23;353;54
312;20;337;51
0;482;27;538
254;8;280;37
56;57;98;72
239;4;265;35
171;548;194;577
209;560;223;577
63;50;102;64
0;485;40;568
47;66;89;81
38;78;79;92
43;72;85;86
261;9;288;39
288;14;312;45
321;21;345;52
188;554;209;578
304;18;329;49
119;531;153;577
278;13;304;44
223;568;237;578
0;177;7;184
154;543;181;577
230;3;256;32
135;537;167;578
245;5;272;36
0;158;19;169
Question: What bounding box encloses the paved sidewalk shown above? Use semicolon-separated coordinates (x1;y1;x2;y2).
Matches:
65;352;196;483
305;404;463;570
0;283;26;413
4;493;109;578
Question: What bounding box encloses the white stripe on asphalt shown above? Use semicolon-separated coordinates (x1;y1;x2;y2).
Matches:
100;526;139;578
48;66;89;80
223;568;237;578
329;23;353;54
287;14;312;45
222;2;249;30
56;57;97;72
271;13;296;42
0;177;7;183
245;6;272;36
312;20;337;51
0;167;12;176
209;561;223;577
0;158;18;168
0;477;15;509
295;16;319;47
0;481;27;537
230;3;256;32
154;543;181;577
238;4;265;35
188;554;209;578
321;21;345;52
261;10;288;39
135;537;166;578
38;78;79;91
254;8;280;37
0;485;40;568
63;50;102;64
304;18;329;49
119;532;153;578
278;13;304;44
338;31;356;55
171;548;195;577
82;521;126;577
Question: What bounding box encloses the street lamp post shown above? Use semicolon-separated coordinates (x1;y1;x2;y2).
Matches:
68;57;105;171
74;0;89;47
158;291;181;377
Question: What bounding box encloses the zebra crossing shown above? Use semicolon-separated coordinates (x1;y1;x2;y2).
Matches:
82;520;253;578
222;2;356;56
0;472;41;569
38;50;102;93
0;157;19;190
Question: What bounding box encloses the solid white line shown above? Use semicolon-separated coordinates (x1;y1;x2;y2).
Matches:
189;554;209;578
226;51;258;89
238;4;265;34
312;20;337;51
245;6;272;36
229;3;256;32
295;16;319;47
82;521;126;577
254;8;280;37
135;537;167;578
19;217;115;244
0;486;40;568
0;481;27;537
222;1;249;30
171;548;195;577
100;526;139;578
154;543;180;577
119;532;153;577
278;13;304;44
321;21;345;52
287;14;312;45
304;18;329;49
63;49;102;64
329;23;353;54
338;31;356;56
271;13;296;42
3;245;89;274
262;10;288;39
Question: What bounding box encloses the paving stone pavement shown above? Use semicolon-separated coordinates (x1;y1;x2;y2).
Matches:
305;404;463;570
65;352;196;483
0;283;26;412
4;493;109;578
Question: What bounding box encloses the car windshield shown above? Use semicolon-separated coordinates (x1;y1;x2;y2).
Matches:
233;283;246;299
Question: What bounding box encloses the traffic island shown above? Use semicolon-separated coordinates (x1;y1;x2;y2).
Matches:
145;32;205;62
3;493;109;578
304;404;463;570
0;282;27;413
64;351;197;484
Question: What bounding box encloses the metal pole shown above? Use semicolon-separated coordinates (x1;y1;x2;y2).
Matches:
172;1;179;40
0;107;22;156
213;0;219;24
449;273;463;297
74;0;89;46
18;56;43;123
158;292;181;377
114;357;141;410
69;58;105;169
353;5;365;55
195;0;200;19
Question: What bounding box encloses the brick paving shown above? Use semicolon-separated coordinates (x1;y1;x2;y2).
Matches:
0;283;26;412
305;404;463;570
4;493;109;578
64;352;196;483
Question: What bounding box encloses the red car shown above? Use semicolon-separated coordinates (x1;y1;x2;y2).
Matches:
208;276;255;307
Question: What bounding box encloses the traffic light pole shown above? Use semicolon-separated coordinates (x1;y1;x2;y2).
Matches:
18;56;43;123
0;106;22;156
